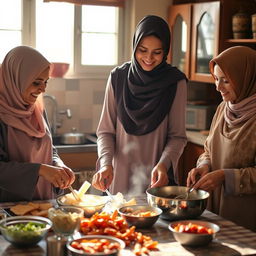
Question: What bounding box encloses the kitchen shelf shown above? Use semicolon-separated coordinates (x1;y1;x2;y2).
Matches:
226;39;256;43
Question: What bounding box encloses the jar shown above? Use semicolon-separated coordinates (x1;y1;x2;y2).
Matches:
252;13;256;39
232;11;251;39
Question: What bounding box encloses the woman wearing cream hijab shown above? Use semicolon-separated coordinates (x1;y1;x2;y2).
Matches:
187;46;256;231
0;46;75;202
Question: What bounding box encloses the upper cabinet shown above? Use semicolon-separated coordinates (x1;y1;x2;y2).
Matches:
168;0;256;83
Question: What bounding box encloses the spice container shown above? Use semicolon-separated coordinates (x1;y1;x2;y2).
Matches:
232;10;251;39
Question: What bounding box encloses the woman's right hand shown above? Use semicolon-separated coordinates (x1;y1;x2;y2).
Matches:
92;165;113;191
39;164;75;189
186;165;209;187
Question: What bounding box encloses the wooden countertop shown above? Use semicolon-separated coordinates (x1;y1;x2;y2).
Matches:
0;198;256;256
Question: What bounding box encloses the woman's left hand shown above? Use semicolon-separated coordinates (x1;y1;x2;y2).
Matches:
150;163;169;188
193;169;225;192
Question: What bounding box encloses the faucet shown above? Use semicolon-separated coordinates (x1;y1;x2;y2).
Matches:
43;94;72;135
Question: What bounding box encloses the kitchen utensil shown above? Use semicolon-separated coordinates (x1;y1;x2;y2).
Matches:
146;186;209;220
169;220;220;246
174;185;195;200
60;131;86;145
68;186;81;202
105;188;115;202
118;204;162;228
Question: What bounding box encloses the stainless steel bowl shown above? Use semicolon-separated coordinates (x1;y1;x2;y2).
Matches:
60;132;86;145
146;186;209;220
67;235;126;256
169;220;220;246
0;216;52;247
118;204;162;229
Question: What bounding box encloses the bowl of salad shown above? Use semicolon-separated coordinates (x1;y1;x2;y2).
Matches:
0;216;52;247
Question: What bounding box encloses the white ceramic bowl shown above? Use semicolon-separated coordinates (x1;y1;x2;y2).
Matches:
67;235;126;256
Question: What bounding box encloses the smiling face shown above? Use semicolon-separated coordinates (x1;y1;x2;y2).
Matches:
21;67;49;105
213;64;237;103
135;35;164;71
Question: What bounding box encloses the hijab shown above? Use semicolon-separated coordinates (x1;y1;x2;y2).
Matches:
0;46;53;199
111;15;186;135
209;46;256;127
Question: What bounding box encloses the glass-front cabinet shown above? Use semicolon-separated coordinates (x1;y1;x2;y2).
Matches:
191;2;220;82
168;4;191;78
168;1;220;83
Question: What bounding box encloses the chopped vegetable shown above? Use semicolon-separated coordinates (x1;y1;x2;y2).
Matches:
79;210;158;255
174;223;214;234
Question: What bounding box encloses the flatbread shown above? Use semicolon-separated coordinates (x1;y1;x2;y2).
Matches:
10;203;39;216
10;202;53;216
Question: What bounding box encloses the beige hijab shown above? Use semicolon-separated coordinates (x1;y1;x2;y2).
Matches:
209;46;256;128
0;46;54;199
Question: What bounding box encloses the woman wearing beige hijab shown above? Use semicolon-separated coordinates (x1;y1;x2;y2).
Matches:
187;46;256;231
0;46;75;202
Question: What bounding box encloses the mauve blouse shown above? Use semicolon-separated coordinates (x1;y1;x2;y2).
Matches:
96;76;187;195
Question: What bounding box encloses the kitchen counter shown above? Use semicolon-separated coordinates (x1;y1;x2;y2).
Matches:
186;130;208;146
0;197;256;256
55;143;97;154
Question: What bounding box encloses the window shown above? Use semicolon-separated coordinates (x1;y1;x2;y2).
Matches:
0;0;22;62
0;0;123;78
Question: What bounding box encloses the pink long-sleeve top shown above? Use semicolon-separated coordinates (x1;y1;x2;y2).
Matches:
96;76;187;195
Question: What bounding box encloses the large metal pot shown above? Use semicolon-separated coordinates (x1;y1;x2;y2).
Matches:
146;186;209;221
60;132;86;145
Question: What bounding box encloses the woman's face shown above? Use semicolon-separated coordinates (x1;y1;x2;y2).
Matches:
213;64;237;103
21;67;49;105
135;35;164;71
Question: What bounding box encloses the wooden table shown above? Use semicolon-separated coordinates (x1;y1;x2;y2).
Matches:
0;198;256;256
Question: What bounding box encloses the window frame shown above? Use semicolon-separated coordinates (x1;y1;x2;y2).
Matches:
73;4;124;78
2;0;124;79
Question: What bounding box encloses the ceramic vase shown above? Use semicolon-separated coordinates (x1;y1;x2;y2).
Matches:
232;11;251;39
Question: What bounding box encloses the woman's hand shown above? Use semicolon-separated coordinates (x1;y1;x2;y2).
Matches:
92;165;113;191
39;164;75;189
192;170;225;192
150;163;169;188
186;165;209;187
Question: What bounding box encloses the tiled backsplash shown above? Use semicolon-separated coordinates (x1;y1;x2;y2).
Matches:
44;77;107;135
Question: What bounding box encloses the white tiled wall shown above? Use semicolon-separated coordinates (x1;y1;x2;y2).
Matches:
44;77;107;134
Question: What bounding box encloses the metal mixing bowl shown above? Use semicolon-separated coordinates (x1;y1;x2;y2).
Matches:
118;204;162;228
146;186;209;220
169;220;220;246
0;216;52;247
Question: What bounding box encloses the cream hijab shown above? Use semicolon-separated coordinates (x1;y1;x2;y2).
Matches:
209;46;256;128
0;46;53;199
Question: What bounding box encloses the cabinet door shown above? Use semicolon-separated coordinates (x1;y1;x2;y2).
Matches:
191;1;220;83
168;4;191;78
178;142;204;186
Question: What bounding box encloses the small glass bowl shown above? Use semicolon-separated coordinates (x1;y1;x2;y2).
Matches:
48;206;84;237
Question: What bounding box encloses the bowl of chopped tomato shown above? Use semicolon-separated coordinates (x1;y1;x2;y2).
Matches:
67;235;126;256
168;220;220;246
118;204;162;229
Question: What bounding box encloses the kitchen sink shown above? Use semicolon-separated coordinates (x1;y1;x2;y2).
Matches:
52;133;97;146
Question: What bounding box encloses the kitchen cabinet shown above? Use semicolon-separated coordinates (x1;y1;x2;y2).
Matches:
168;1;219;83
178;142;204;185
168;0;256;83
